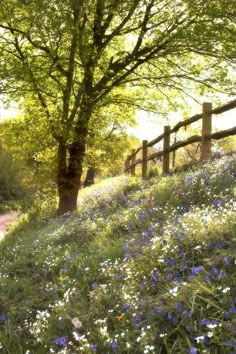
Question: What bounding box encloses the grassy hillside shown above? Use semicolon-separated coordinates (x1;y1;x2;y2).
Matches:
0;155;236;354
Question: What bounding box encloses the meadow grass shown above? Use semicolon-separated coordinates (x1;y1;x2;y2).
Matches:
0;155;235;353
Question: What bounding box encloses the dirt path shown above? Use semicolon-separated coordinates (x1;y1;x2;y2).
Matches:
0;212;18;241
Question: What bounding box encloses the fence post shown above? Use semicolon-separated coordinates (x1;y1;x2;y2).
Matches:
163;126;170;174
124;156;130;174
142;140;148;180
201;102;212;160
131;149;136;176
172;136;177;169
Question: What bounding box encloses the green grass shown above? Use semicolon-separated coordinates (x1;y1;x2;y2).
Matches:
0;155;236;353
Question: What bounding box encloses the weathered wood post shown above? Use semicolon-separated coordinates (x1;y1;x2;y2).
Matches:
172;136;177;169
163;126;170;174
124;156;130;174
131;149;136;176
142;140;148;180
201;102;212;160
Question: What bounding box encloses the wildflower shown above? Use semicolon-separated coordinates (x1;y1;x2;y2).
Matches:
123;243;129;250
91;282;98;289
90;344;98;352
224;257;230;265
154;307;163;314
151;269;158;283
190;266;204;277
172;316;179;325
213;198;224;207
222;287;230;293
122;304;131;313
111;340;118;349
176;303;183;312
133;313;142;329
204;276;211;284
0;313;8;321
201;319;217;326
224;307;236;320
170;286;178;296
183;310;191;319
166;273;173;281
71;317;82;329
190;347;198;354
54;337;68;346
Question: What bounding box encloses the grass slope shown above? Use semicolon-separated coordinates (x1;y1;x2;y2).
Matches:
0;155;236;354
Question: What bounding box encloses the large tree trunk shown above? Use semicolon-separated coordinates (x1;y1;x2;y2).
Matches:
56;128;89;215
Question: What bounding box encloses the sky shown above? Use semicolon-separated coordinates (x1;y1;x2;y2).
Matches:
128;101;236;141
1;99;235;142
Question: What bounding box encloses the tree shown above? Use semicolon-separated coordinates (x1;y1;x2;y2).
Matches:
0;0;235;214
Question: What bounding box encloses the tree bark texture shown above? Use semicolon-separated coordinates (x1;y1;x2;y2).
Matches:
56;109;90;215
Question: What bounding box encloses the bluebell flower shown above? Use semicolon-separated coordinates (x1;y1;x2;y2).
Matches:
111;340;118;349
54;336;68;346
133;313;142;329
213;198;225;207
152;270;158;282
116;273;122;280
204;276;211;284
167;273;174;281
176;303;183;312
201;319;217;326
224;307;236;320
172;316;179;325
183;310;191;319
91;282;98;289
123;242;129;250
190;265;204;277
154;307;163;314
185;176;193;184
124;252;131;258
90;344;98;352
224;257;230;265
165;258;176;267
122;304;131;313
224;339;236;347
0;313;8;321
190;347;198;354
140;281;146;290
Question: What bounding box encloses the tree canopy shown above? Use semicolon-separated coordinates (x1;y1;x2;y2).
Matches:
0;0;235;213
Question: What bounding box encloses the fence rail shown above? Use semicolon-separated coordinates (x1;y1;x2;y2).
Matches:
124;99;236;178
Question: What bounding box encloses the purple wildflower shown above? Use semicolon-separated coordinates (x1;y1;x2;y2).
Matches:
111;340;118;349
224;257;230;265
183;310;191;319
172;316;179;325
201;319;217;326
90;344;98;352
124;252;131;258
122;304;131;313
54;337;68;346
176;303;183;312
0;313;8;321
152;270;158;282
224;307;236;320
190;266;204;277
190;347;198;354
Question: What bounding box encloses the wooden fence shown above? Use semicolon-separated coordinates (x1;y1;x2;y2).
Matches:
124;99;236;178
